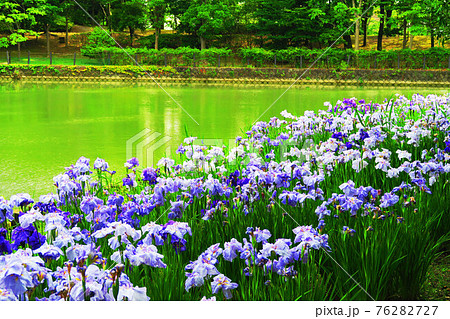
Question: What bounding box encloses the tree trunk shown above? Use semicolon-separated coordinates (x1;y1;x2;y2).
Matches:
155;27;160;50
431;29;434;48
16;22;21;59
129;27;134;47
65;16;69;47
353;0;362;51
385;9;392;35
377;4;385;51
402;19;407;49
362;17;368;47
46;23;50;57
344;34;352;49
200;36;206;50
409;34;414;49
109;4;112;33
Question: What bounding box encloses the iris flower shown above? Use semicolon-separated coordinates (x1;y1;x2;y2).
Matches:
211;274;238;300
0;263;33;296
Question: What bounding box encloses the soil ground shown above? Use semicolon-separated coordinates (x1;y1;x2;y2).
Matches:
421;250;450;301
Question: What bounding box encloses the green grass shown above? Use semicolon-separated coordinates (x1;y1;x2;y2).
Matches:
5;56;102;66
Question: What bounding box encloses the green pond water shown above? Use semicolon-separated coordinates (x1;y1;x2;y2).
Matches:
0;81;448;198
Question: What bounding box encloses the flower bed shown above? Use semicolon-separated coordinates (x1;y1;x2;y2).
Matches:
1;94;450;301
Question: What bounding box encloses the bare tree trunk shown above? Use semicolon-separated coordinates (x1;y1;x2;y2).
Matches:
362;17;368;47
431;29;435;48
16;22;21;59
46;23;50;57
353;0;362;51
385;9;392;35
377;4;385;51
129;27;134;47
155;27;160;50
200;36;206;50
343;34;352;49
402;19;407;49
65;16;69;47
409;34;414;49
109;4;112;33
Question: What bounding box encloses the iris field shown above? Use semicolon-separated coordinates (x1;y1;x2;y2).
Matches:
1;93;449;301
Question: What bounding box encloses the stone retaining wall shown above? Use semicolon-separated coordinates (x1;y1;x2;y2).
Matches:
0;65;450;87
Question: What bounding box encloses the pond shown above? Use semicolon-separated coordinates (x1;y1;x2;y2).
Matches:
0;81;447;198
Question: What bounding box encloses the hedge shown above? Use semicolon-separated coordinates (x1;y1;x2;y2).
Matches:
81;46;450;69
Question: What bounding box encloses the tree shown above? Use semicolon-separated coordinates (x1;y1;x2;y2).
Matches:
61;1;74;47
111;0;147;47
250;0;308;49
181;0;235;50
436;0;450;45
377;2;385;50
0;0;46;57
166;0;190;30
35;0;61;56
352;0;363;50
148;0;167;50
306;0;354;49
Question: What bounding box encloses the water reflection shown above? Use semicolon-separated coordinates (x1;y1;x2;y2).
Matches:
0;81;448;197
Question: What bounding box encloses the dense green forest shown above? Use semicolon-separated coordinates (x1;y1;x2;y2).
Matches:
1;0;450;52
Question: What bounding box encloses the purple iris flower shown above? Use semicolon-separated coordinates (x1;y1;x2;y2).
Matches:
11;225;45;250
142;167;159;185
200;296;216;301
107;193;124;207
359;129;369;141
205;243;223;259
0;263;33;296
211;274;238;300
0;197;13;223
444;141;450;153
315;203;331;219
339;180;356;196
252;228;272;243
0;228;12;255
185;271;206;292
122;175;137;187
317;219;325;232
93;158;109;171
343;226;356;236
340;196;363;216
124;157;139;170
152;186;166;206
162;220;192;241
223;238;243;262
274;173;290;188
331;132;345;141
176;144;186;154
125;243;166;268
240;238;255;260
142;222;164;246
391;182;411;193
33;243;64;260
380;193;400;208
0;288;18;301
80;195;103;216
168;200;189;219
10;193;34;209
